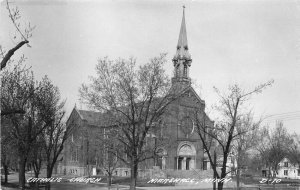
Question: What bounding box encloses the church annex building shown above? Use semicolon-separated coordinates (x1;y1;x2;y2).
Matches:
60;8;217;179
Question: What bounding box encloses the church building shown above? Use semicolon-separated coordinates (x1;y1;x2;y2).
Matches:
61;7;213;178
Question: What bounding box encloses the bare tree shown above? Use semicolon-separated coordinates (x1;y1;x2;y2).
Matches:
194;81;273;190
1;57;31;117
1;63;35;189
99;129;119;188
288;134;300;165
232;113;261;190
1;66;61;189
1;118;18;184
80;54;178;190
256;121;294;181
77;125;119;187
33;77;70;190
29;138;45;178
26;136;45;190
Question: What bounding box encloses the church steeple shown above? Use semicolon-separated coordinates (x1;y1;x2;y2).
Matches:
172;6;192;86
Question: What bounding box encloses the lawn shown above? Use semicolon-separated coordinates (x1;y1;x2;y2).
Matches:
92;175;175;187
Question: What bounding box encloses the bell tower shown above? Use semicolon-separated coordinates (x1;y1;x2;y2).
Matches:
172;6;192;87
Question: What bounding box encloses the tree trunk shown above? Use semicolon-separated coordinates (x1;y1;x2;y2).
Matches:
213;151;217;190
130;162;138;190
218;151;230;190
34;172;39;178
45;165;53;190
267;166;271;184
236;168;240;190
3;164;9;184
218;162;228;190
217;181;224;190
236;153;241;190
107;173;112;187
18;157;26;189
34;171;40;190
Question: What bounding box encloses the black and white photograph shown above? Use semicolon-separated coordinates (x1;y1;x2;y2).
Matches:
1;0;300;190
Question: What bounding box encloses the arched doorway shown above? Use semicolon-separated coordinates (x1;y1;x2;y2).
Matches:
176;142;196;170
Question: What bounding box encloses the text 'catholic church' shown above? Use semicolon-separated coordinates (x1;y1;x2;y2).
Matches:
60;8;214;178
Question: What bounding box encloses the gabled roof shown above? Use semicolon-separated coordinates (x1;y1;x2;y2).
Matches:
67;107;113;127
280;157;300;166
69;85;210;127
77;110;103;126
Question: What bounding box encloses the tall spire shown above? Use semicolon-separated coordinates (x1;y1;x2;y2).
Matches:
174;5;191;61
172;6;192;86
178;6;188;52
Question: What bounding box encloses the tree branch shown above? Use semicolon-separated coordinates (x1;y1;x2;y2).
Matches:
1;109;26;116
1;40;29;70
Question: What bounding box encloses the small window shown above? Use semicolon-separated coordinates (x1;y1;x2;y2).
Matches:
284;162;288;167
160;121;165;137
298;169;300;176
183;65;187;77
103;128;106;139
71;146;78;162
203;161;207;170
176;64;179;77
284;170;288;176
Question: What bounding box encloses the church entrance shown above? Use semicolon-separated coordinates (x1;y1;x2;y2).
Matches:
176;143;196;170
177;156;193;170
178;157;183;169
186;157;191;170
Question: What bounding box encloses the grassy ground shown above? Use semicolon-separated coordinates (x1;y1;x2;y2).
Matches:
93;175;175;187
228;176;300;190
2;173;171;190
1;182;20;189
3;173;300;190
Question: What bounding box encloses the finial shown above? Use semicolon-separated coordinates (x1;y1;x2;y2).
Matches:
183;5;185;9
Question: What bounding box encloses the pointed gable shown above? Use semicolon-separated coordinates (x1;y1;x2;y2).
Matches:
177;86;205;108
66;106;113;127
77;110;102;126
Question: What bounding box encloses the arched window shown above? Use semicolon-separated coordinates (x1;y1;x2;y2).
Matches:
178;145;194;156
176;64;180;77
158;120;165;138
71;146;79;162
180;117;194;138
183;64;187;77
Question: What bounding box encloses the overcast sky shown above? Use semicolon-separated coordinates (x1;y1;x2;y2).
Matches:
1;0;300;133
